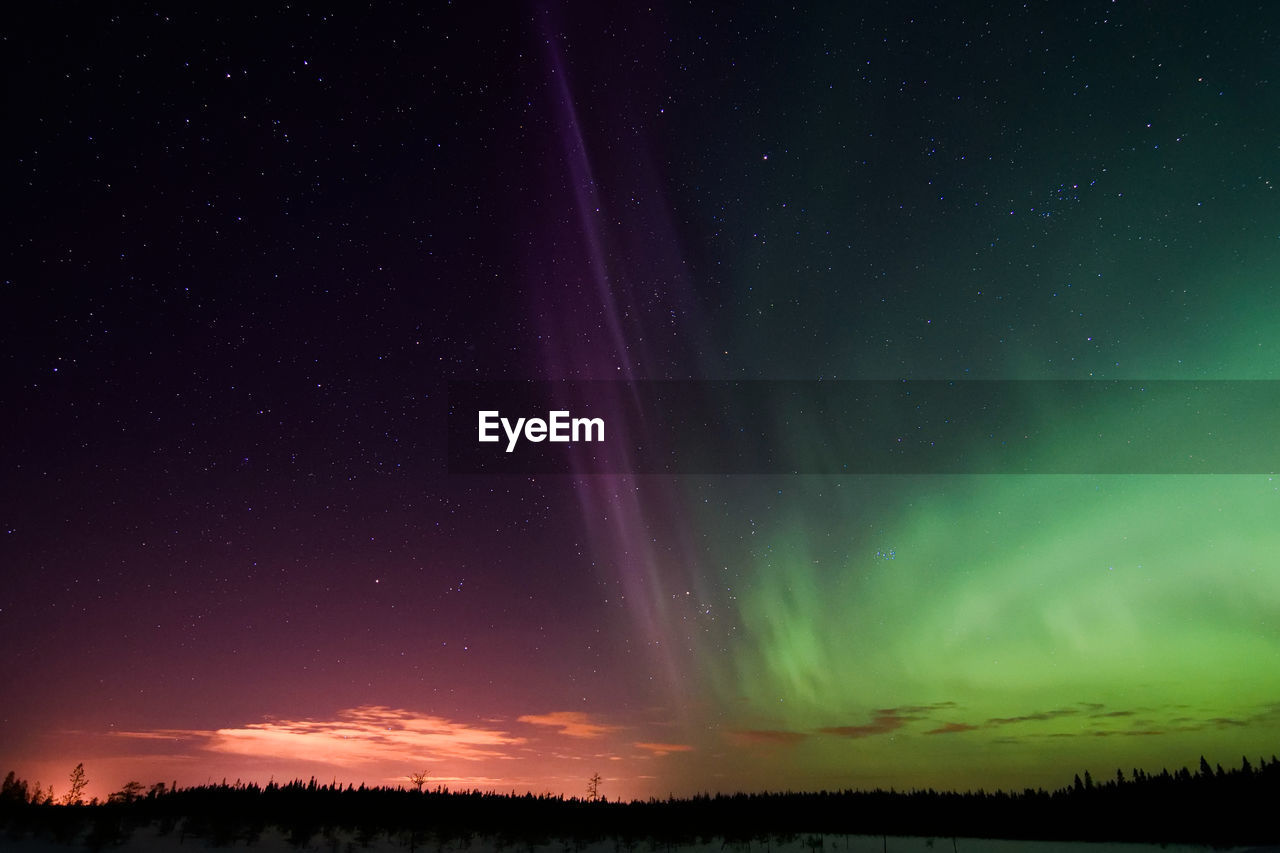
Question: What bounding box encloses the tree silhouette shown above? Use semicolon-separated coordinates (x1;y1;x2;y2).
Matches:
408;770;429;793
3;752;1279;847
110;781;145;804
1;771;28;805
63;763;88;805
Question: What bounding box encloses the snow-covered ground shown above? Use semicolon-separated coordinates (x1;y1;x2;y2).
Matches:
3;826;1276;853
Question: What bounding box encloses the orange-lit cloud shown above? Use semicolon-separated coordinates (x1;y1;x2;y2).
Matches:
517;711;620;738
634;742;694;756
117;706;525;765
110;729;202;741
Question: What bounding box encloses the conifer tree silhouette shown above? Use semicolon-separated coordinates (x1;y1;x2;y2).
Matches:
62;763;87;805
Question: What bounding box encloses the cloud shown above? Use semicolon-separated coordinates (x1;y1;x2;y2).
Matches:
925;722;980;735
116;706;525;765
727;730;809;746
517;712;620;739
986;708;1079;726
634;742;694;756
819;709;920;739
813;704;963;739
805;701;1191;740
1167;703;1280;732
974;703;1174;736
808;702;1157;738
113;729;203;741
892;702;958;714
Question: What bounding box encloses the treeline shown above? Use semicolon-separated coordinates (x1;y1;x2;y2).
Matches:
2;755;1278;848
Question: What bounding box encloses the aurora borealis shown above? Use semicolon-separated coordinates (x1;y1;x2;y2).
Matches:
4;2;1279;806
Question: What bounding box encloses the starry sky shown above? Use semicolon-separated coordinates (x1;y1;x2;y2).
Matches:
4;2;1280;803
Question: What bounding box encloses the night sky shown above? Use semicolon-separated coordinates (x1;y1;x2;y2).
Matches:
4;2;1280;804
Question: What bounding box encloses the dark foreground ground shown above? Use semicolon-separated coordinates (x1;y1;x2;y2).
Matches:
3;757;1278;850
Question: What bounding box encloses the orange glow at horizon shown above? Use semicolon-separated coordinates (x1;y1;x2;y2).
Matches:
16;706;698;804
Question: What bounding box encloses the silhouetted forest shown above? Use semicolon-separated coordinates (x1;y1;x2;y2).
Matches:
2;755;1278;849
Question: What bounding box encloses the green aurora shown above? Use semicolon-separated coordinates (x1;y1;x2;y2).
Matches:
643;3;1280;793
675;389;1280;790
